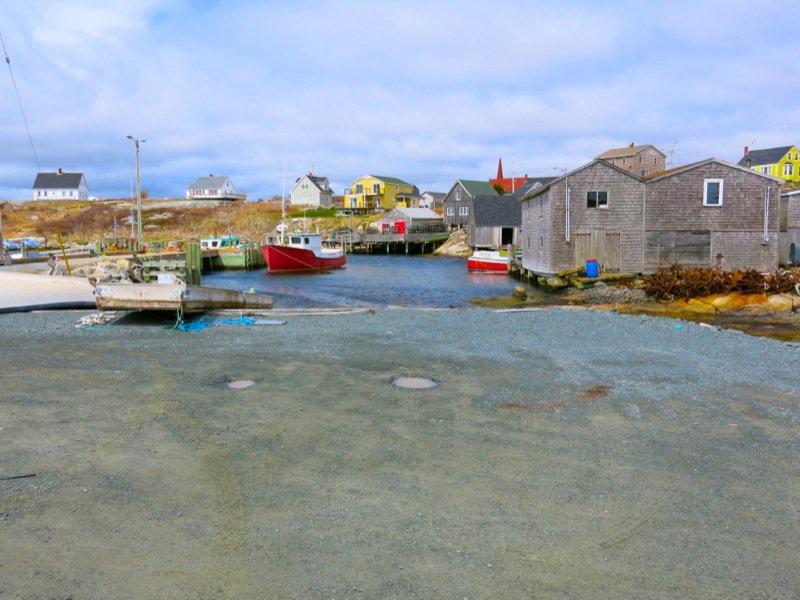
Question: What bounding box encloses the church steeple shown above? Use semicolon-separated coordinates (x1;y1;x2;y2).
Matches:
496;158;504;180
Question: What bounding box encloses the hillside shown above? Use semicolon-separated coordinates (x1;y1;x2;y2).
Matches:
0;199;379;246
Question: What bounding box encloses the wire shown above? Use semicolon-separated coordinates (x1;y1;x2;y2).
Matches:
1;31;40;171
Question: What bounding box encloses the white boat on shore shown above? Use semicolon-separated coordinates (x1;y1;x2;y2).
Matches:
0;271;96;313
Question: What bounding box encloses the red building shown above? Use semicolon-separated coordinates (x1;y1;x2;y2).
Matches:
489;158;528;194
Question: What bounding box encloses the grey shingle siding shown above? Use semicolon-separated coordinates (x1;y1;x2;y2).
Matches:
521;158;779;275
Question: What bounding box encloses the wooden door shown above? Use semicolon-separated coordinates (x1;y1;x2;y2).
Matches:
574;230;621;272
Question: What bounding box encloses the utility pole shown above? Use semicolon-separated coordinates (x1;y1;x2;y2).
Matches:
126;135;146;250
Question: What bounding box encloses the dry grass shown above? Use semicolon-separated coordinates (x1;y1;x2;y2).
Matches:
0;199;288;245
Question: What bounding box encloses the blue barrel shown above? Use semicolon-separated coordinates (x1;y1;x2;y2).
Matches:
585;258;599;278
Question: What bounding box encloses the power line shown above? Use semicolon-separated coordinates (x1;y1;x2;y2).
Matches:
1;31;40;171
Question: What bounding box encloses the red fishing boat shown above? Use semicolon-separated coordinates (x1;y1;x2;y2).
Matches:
467;249;509;272
261;233;346;273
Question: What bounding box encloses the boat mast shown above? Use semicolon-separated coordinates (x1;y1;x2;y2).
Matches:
280;135;288;245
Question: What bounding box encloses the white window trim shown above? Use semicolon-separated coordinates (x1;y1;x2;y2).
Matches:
703;178;724;206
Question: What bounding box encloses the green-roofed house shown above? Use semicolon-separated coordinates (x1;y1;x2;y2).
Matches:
343;175;419;212
442;179;499;229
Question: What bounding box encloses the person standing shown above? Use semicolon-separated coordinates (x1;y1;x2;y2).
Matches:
47;253;57;275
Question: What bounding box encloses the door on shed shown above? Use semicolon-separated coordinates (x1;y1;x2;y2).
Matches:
574;230;621;272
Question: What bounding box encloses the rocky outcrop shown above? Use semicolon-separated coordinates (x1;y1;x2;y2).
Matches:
71;258;134;282
433;229;470;257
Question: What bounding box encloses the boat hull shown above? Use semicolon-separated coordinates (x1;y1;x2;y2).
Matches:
94;283;273;313
262;244;346;273
467;251;509;272
0;271;96;313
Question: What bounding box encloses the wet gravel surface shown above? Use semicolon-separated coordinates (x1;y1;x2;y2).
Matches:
0;307;799;599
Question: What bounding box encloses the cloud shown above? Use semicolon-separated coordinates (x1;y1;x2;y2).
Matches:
1;0;799;200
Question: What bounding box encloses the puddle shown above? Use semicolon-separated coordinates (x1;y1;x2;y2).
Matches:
392;377;438;390
228;379;255;390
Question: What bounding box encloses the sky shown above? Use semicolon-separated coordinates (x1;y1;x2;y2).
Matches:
1;0;798;201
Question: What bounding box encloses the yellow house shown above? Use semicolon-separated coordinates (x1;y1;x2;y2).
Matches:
344;175;418;211
738;145;800;182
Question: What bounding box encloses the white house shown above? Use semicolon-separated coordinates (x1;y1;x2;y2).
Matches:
289;173;333;207
186;175;241;200
32;168;89;200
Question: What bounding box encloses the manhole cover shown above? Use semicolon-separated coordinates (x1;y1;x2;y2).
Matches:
228;379;255;390
392;377;438;390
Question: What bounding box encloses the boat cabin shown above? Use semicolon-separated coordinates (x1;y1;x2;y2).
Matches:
264;233;330;252
200;236;241;250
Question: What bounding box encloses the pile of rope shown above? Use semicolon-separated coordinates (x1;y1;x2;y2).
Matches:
177;315;257;332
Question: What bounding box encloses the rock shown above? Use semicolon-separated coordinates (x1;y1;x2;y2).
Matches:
512;286;527;299
545;276;568;289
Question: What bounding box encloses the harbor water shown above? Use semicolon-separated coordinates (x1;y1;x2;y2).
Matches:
203;254;539;308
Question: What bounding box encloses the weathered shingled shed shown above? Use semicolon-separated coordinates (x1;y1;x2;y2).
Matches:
520;158;781;275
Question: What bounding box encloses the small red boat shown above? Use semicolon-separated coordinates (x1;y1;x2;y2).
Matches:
467;250;509;272
262;233;346;273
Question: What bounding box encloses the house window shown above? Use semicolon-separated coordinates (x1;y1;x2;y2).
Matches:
373;183;380;193
539;197;543;217
349;197;357;208
446;206;454;216
640;170;648;176
539;237;543;248
456;189;461;201
356;184;363;194
586;191;608;208
654;157;658;164
762;166;771;175
784;163;794;176
459;206;469;216
610;159;615;166
703;179;723;206
638;156;643;164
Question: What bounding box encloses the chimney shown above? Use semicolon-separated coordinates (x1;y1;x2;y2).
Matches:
744;146;749;156
746;159;752;168
57;167;63;175
629;142;635;148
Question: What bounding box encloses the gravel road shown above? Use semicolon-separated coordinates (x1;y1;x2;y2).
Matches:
1;307;798;599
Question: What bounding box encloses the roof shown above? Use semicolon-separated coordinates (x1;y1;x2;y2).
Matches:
296;174;330;192
647;157;783;183
521;159;643;201
421;191;446;199
737;146;794;167
369;175;413;186
458;179;499;197
385;207;441;220
596;144;664;160
471;195;521;227
188;175;231;189
32;172;84;189
509;176;558;199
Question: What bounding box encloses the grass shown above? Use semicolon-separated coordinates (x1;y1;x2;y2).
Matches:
0;199;369;247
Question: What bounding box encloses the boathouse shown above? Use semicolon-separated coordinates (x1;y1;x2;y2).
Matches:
468;195;521;249
379;207;443;234
519;158;781;276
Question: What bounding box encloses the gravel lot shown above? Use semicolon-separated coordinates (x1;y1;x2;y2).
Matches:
1;307;799;599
